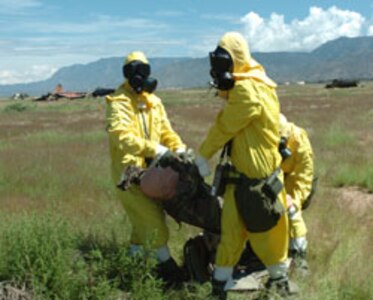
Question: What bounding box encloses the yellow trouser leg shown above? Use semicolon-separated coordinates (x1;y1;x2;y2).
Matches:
249;188;288;266
117;186;169;249
289;197;307;239
215;185;249;267
215;186;289;267
289;211;307;239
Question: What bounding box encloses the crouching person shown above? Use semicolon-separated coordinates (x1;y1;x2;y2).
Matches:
195;32;298;299
105;51;187;288
279;114;315;275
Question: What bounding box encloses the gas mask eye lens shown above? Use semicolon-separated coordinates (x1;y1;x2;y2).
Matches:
137;63;150;77
123;61;150;79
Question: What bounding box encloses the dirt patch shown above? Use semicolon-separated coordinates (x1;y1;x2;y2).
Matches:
0;282;32;300
334;186;373;218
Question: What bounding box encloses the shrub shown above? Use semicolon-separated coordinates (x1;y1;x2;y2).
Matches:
75;231;164;299
0;212;77;299
3;102;34;113
0;216;165;299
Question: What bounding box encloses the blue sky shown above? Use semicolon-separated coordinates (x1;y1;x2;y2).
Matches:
1;0;372;84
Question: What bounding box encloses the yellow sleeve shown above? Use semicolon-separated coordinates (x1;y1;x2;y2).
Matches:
199;84;262;159
289;130;314;209
158;103;185;151
106;99;158;158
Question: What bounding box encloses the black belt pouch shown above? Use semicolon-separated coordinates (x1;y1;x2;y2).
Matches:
234;169;285;233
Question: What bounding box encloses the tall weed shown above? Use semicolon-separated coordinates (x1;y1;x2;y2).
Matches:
0;213;166;299
0;212;77;299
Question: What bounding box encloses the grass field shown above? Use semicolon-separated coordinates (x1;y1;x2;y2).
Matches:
0;82;372;299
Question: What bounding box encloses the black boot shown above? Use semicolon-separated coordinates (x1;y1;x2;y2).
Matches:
211;279;227;300
259;275;299;299
155;257;186;290
289;249;310;277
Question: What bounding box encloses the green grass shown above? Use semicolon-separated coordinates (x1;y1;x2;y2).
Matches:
332;163;373;191
314;121;373;191
0;212;78;299
321;123;356;147
298;186;373;300
0;211;212;300
158;88;217;106
2;101;36;113
0;85;372;299
0;212;165;300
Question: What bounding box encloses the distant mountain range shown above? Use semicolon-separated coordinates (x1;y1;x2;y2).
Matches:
1;36;373;96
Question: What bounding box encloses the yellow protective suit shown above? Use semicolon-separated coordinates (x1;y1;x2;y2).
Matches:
280;120;314;239
106;52;185;248
199;32;288;267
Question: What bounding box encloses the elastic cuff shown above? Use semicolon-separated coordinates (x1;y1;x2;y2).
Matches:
288;205;297;220
290;237;308;252
175;146;186;153
267;262;288;279
156;144;168;156
213;266;233;281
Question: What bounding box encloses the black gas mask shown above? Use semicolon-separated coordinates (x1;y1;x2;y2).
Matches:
123;60;158;94
279;136;292;160
209;46;234;91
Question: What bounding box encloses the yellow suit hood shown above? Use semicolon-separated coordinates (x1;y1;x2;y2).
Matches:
125;51;148;65
218;32;276;88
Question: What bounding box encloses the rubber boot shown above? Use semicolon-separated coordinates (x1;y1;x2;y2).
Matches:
259;275;299;299
289;249;310;277
211;279;227;300
155;257;186;290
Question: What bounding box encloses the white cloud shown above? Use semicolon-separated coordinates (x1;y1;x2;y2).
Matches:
0;65;57;85
0;0;42;14
241;6;367;52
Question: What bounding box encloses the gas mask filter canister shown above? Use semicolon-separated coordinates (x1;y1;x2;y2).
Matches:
279;136;292;160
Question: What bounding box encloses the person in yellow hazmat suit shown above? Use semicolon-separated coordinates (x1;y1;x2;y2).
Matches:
105;51;187;287
194;32;298;299
279;113;314;275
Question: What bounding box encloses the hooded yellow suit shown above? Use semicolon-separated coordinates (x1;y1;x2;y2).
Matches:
280;118;314;239
106;52;185;248
199;32;288;267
